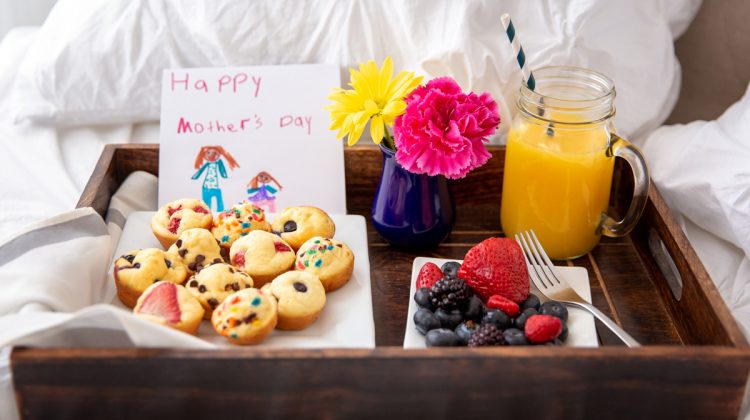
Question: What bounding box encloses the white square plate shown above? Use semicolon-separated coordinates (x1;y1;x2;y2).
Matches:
107;211;375;348
403;257;598;348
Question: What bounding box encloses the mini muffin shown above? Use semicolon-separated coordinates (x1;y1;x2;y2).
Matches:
167;228;224;274
151;198;213;248
113;248;188;308
271;206;335;251
229;230;295;287
295;237;354;293
263;271;326;330
186;263;254;319
211;288;277;345
212;201;272;250
134;282;204;335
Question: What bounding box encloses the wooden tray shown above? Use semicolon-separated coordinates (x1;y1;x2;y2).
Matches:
11;144;750;419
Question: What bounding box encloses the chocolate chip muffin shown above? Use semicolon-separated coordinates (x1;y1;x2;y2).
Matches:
185;263;254;319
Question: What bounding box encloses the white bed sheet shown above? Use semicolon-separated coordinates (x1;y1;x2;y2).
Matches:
0;28;159;241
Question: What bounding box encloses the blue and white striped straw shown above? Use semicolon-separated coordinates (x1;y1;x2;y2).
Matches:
501;13;535;91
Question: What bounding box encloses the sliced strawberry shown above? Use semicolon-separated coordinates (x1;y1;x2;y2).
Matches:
137;282;181;324
232;250;246;267
274;242;291;253
167;205;183;217
487;294;520;317
524;314;562;344
193;206;209;215
167;217;181;234
416;262;443;290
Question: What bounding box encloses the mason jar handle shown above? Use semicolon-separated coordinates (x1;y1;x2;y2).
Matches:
601;134;650;237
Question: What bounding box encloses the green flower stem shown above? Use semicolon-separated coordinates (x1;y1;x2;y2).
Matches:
382;126;396;151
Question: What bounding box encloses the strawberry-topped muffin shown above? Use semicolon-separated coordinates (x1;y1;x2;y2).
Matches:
211;201;271;250
134;281;204;335
151;198;213;248
229;230;295;287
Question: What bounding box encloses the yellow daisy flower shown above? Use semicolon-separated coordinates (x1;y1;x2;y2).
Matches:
326;57;423;147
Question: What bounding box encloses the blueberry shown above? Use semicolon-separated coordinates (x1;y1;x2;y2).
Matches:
559;323;568;342
454;321;477;346
435;308;464;330
441;261;461;279
414;308;441;335
503;328;529;346
514;308;538;329
425;328;460;347
462;295;485;322
414;287;434;310
540;301;568;322
482;309;511;330
521;294;541;311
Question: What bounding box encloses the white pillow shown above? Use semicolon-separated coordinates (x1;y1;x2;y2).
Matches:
9;0;699;141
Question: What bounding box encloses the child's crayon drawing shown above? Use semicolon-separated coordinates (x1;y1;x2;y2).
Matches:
247;171;283;212
191;145;239;212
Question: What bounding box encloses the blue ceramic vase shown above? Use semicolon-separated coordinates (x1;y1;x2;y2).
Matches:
371;144;455;248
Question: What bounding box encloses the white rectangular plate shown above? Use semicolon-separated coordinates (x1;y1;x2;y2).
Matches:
107;211;375;348
403;257;598;348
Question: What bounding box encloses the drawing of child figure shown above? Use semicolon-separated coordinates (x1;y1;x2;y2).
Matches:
247;171;283;212
191;146;239;212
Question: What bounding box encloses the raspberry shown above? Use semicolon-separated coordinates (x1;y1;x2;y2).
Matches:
167;217;181;234
429;277;470;310
468;324;504;347
487;294;520;317
416;262;443;289
524;314;563;344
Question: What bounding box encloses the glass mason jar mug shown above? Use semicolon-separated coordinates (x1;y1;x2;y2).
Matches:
500;66;649;260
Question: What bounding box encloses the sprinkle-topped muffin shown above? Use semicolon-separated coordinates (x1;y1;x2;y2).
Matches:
167;228;223;274
271;206;336;251
229;230;295;287
113;248;188;308
151;198;213;248
211;201;271;249
211;288;278;345
295;236;354;292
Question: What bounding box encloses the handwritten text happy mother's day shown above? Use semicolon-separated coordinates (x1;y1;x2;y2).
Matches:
158;64;346;213
171;71;312;135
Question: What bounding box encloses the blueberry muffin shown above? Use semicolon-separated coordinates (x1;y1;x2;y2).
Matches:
134;282;204;335
167;228;224;274
229;230;295;287
211;288;278;345
212;201;272;250
186;263;254;319
262;271;326;330
295;236;354;293
151;198;213;248
271;206;335;251
113;248;188;308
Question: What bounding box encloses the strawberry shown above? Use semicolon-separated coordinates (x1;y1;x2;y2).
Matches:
487;294;520;317
167;217;181;234
416;262;443;289
232;250;246;267
137;282;181;324
192;206;209;215
458;237;529;303
274;242;292;253
524;314;562;344
166;205;183;217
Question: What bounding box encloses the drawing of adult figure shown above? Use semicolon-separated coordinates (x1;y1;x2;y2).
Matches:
247;171;283;212
191;145;239;212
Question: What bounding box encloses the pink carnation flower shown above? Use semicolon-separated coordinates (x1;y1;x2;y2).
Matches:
393;77;500;179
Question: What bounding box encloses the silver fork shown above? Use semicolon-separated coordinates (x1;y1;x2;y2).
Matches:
515;230;641;347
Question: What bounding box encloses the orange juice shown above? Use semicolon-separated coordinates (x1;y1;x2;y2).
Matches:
500;117;615;259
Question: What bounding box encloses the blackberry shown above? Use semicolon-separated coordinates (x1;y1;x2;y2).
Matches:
429;277;470;310
468;324;505;347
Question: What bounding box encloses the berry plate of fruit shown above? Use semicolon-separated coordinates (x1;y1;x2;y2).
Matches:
403;238;597;348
